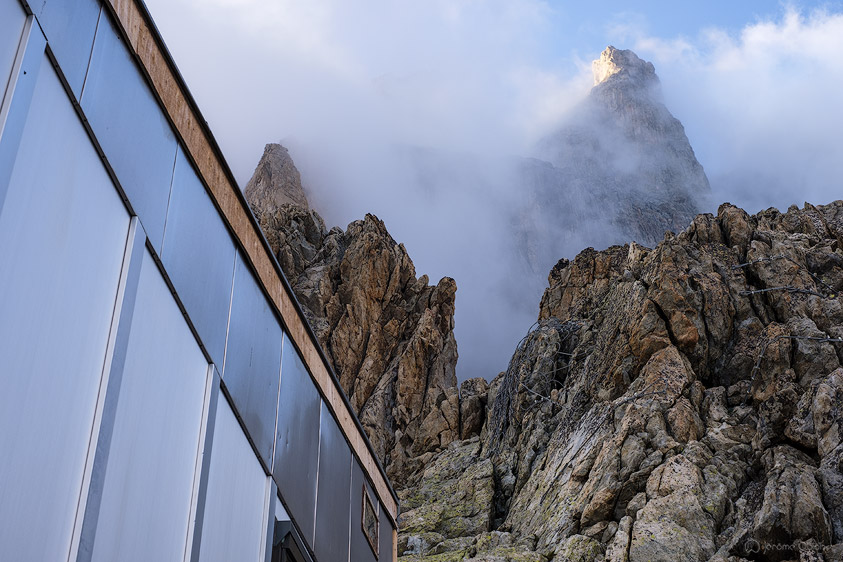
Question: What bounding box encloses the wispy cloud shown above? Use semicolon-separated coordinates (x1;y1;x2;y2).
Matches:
151;0;591;179
145;1;843;380
631;7;843;212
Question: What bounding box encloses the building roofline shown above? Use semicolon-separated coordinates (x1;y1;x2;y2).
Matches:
104;0;399;519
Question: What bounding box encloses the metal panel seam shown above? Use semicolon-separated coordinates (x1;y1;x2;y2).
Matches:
312;400;323;547
184;365;219;562
0;15;44;212
66;217;139;562
219;250;238;376
74;218;146;562
77;4;102;102
0;10;31;138
270;333;283;474
158;142;180;257
263;482;277;562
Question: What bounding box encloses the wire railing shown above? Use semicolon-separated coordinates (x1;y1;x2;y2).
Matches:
730;252;842;401
731;254;838;299
486;319;579;456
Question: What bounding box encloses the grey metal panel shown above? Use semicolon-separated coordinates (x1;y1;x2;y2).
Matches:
0;52;130;562
88;249;210;562
161;146;236;365
273;334;321;547
0;0;25;106
0;16;46;209
314;402;352;562
350;460;379;562
197;395;270;562
379;504;396;562
35;0;100;97
81;12;177;252
223;251;283;467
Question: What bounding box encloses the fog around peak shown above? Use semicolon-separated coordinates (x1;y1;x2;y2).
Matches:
624;8;843;213
143;1;843;380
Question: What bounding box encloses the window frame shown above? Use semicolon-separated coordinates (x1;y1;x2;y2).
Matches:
361;483;379;558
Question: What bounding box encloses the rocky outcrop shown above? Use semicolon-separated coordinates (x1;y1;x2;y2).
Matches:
357;47;711;384
245;144;461;484
398;438;495;556
244;143;309;211
398;201;843;561
244;66;843;562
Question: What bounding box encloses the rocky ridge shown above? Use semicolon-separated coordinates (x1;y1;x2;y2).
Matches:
378;46;710;382
245;51;843;561
246;144;466;482
398;200;843;561
246;140;843;559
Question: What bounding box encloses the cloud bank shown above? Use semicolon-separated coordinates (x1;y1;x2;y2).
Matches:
627;7;843;213
148;0;595;380
151;0;590;184
145;1;843;380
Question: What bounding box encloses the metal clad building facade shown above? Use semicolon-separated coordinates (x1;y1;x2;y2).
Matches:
0;1;399;561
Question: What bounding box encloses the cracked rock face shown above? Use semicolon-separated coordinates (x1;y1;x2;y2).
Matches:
244;143;309;212
398;201;843;561
244;120;843;562
592;45;657;87
245;143;461;485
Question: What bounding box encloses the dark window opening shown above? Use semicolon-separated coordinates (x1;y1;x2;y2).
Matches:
271;520;312;562
362;485;379;558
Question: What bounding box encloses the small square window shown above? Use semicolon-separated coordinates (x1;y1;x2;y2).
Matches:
362;485;379;558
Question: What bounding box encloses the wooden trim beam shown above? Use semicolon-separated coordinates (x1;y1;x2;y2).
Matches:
105;0;398;522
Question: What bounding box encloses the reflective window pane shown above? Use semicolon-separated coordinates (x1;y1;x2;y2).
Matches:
90;249;209;562
0;54;129;561
198;395;269;562
0;0;25;106
314;402;352;562
161;147;235;365
36;0;100;97
81;13;177;251
351;460;379;562
273;334;321;545
223;252;282;467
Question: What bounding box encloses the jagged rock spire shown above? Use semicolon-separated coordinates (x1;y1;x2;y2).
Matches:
244;143;309;213
592;45;658;88
529;46;709;252
244;146;462;486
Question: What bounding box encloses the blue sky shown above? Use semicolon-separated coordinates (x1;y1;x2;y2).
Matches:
537;1;795;67
485;1;843;73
